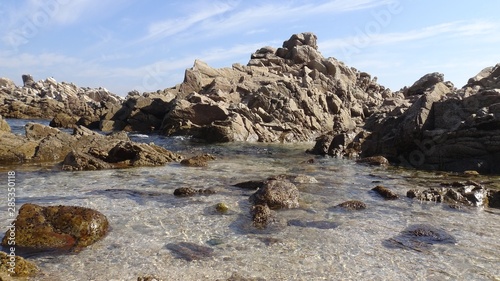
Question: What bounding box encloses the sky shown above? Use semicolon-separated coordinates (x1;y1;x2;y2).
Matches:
1;0;500;96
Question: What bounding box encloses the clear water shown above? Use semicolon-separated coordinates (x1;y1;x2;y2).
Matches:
1;120;499;281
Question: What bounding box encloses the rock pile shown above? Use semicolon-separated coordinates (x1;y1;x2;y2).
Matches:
101;32;390;142
0;75;123;128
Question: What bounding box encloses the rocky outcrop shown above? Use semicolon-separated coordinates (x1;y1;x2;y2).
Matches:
0;123;182;170
360;65;500;173
311;62;500;174
101;32;390;141
0;75;123;128
1;203;109;251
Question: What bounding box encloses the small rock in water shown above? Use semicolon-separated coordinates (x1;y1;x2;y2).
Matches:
356;156;389;166
166;242;215;261
251;204;273;229
372;185;399;200
173;187;217;197
233;180;264;190
180;154;216;167
335;200;367;211
137;275;163;281
173;187;197;197
215;202;229;213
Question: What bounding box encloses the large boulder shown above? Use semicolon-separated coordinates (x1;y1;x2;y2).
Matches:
1;203;109;251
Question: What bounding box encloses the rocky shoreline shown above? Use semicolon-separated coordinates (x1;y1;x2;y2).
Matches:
1;32;500;279
2;32;499;175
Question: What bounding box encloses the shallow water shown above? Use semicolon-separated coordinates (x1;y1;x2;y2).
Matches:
1;120;500;281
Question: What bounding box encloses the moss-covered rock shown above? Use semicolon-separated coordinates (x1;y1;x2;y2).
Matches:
0;251;39;278
1;203;109;251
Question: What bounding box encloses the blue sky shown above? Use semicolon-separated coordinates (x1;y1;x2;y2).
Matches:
1;0;499;96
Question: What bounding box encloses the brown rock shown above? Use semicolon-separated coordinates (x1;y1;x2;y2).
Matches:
356;156;389;166
1;203;109;251
251;204;272;229
0;251;39;277
372;185;399;200
336;200;367;210
249;180;300;209
180;154;216;167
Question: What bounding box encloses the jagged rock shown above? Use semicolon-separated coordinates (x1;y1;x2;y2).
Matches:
249;180;300;209
99;33;389;143
49;112;79;128
357;65;500;174
404;72;446;96
1;203;108;251
0;74;123;127
62;150;113;171
107;141;182;167
0;77;16;88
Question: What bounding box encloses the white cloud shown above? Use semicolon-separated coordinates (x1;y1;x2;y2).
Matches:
320;21;499;55
140;1;236;42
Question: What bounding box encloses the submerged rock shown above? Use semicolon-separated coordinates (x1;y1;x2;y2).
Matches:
1;203;109;251
179;153;216;167
137;275;163;281
384;224;456;252
251;204;273;229
372;185;399;200
0;251;39;277
233;180;265;190
335;200;367;211
249;180;300;209
166;242;214;261
488;190;500;208
356;156;389;166
173;187;216;197
287;219;339;230
217;272;266;281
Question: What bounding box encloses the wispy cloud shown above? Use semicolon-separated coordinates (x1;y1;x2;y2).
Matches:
320;21;499;54
139;1;236;42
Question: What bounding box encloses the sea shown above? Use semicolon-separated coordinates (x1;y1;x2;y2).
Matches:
1;119;499;281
